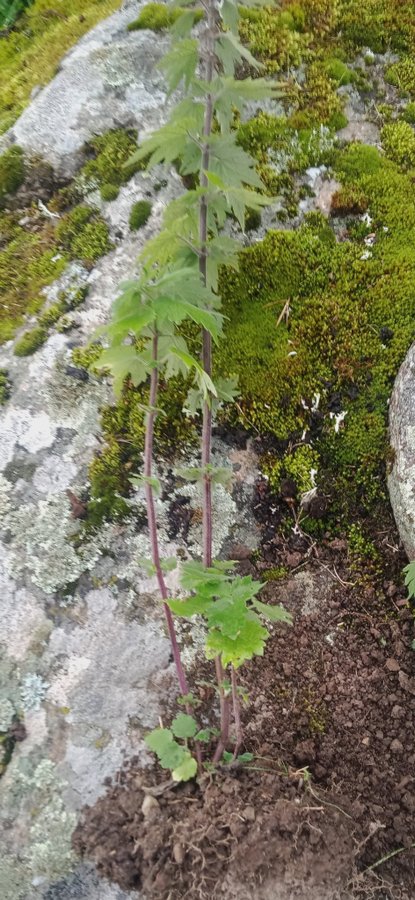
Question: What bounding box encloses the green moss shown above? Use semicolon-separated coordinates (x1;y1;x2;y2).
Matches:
100;183;120;202
0;223;67;343
263;565;289;581
338;0;415;53
127;3;202;32
216;144;415;525
386;56;415;97
0;146;24;205
245;207;262;232
331;184;369;215
38;301;66;328
402;102;415;125
238;6;309;74
348;523;379;562
323;57;355;86
0;368;10;404
81;129;143;190
56;205;113;265
129;199;152;231
381;121;415;169
14;325;47;356
290;62;344;128
263;445;320;495
87;375;197;526
0;0;121;134
71;342;103;371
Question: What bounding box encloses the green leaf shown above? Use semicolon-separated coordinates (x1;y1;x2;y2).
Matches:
95;346;149;396
206;617;268;668
251;599;293;624
168;594;211;617
404;561;415;599
171;713;198;739
160;557;178;573
194;729;212;743
216;31;261;75
170;9;201;38
220;0;239;31
237;752;254;763
159;39;198;92
222;750;233;763
130;474;161;496
137;557;157;577
172;751;198;782
207;134;263;189
145;728;187;770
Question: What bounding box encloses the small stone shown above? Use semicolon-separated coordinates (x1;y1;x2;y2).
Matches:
361;736;370;746
385;658;400;672
242;805;256;822
172;842;185;864
390;739;404;753
65;365;89;382
141;794;160;819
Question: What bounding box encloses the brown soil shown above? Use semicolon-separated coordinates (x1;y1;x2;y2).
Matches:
73;477;415;900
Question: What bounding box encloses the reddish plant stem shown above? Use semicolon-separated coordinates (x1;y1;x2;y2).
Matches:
144;334;189;698
145;335;202;770
198;0;230;755
231;667;242;760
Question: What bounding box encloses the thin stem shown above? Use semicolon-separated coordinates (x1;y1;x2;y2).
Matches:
231;668;243;760
144;333;189;698
198;0;232;756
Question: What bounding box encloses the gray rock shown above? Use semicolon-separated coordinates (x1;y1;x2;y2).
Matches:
388;343;415;558
8;1;174;177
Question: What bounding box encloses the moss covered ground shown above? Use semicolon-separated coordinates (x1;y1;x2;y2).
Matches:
0;0;121;134
70;0;415;537
2;0;415;543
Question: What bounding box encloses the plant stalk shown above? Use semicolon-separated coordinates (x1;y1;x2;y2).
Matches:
144;333;190;698
231;667;242;760
198;0;231;755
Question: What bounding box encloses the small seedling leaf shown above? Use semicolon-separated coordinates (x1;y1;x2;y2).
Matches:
251;599;293;624
171;713;198;739
195;729;212;743
172;752;198;782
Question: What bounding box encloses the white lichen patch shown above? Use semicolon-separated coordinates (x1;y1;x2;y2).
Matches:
6;494;103;594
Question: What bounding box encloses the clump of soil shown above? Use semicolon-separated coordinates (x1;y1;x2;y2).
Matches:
73;764;356;900
73;474;415;899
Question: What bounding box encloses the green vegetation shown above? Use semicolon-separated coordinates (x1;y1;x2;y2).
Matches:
56;205;113;266
0;368;10;404
14;325;47;356
0;223;67;343
0;0;32;29
129;199;152;231
402;102;415;125
212;145;415;523
0;0;121;134
81;129;143;190
0;146;24;205
127;3;203;32
386;56;415;96
100;183;120;202
381;121;415;169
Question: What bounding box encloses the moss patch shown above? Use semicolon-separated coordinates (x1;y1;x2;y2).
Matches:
127;3;203;33
14;325;47;356
214;145;415;525
0;146;24;205
0;0;121;134
81;129;143;191
0;221;67;343
129;200;152;231
0;368;10;404
56;205;113;266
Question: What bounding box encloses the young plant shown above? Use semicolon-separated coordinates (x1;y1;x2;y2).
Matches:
96;0;292;778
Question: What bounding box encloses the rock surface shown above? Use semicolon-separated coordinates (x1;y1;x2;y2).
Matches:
388;343;415;559
0;6;261;899
8;0;173;177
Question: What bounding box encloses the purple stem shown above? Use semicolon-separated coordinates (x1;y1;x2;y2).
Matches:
198;0;231;754
144;333;189;698
231;667;242;760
